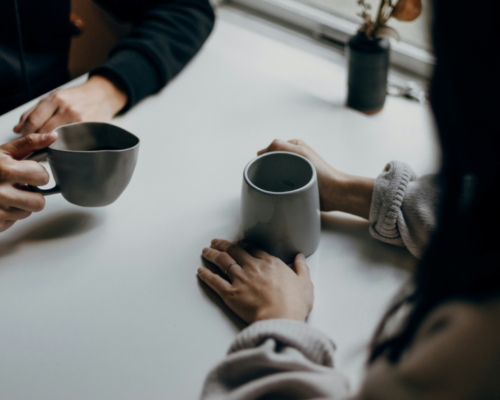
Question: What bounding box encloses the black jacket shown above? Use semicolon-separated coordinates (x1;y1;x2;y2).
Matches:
0;0;215;115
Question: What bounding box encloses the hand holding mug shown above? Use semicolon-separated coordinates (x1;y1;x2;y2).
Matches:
0;132;58;232
26;122;140;207
258;139;374;220
241;151;320;263
198;239;314;324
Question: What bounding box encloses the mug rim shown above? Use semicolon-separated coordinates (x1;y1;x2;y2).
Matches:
243;151;317;196
50;122;140;153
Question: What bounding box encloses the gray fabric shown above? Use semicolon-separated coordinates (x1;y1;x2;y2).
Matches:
201;319;349;400
369;161;440;258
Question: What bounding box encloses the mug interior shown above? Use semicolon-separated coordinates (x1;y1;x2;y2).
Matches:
246;152;313;193
52;122;139;152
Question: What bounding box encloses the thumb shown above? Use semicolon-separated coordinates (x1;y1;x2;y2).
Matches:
1;132;58;160
292;253;311;278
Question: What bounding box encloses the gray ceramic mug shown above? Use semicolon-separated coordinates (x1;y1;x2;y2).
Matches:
26;122;140;207
240;151;321;263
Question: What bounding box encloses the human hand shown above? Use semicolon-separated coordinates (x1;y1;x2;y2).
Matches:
258;139;374;219
13;75;127;135
198;239;314;324
258;139;346;212
0;132;58;232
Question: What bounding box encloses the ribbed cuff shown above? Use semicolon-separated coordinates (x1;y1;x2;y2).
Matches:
369;161;417;245
229;319;337;367
90;48;162;113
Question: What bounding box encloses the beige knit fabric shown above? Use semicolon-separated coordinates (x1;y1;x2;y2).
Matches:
369;161;440;258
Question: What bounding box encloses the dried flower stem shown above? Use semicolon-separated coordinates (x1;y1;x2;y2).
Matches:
375;0;386;25
358;0;403;38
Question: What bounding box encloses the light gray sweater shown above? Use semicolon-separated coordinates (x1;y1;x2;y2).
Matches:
201;162;440;400
368;161;440;259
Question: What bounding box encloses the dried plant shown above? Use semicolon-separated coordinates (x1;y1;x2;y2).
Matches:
357;0;422;40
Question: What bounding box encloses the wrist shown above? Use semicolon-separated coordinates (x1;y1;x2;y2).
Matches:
318;168;351;212
334;174;375;220
254;306;308;323
86;75;128;116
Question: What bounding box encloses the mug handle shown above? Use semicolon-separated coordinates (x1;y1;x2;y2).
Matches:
25;149;61;196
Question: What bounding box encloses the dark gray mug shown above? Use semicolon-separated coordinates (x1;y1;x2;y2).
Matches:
240;151;321;263
26;122;140;207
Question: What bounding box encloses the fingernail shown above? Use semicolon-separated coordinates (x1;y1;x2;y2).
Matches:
42;131;56;140
197;267;203;275
297;253;306;261
211;239;219;246
202;247;209;254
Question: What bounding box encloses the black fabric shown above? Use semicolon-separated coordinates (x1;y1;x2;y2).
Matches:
369;0;500;364
0;0;215;116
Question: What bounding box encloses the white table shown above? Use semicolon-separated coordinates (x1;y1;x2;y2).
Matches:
0;7;438;399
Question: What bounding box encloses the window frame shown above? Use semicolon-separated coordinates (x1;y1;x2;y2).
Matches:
223;0;434;78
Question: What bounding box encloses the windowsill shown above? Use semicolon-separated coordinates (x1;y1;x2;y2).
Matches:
218;3;430;91
223;0;434;79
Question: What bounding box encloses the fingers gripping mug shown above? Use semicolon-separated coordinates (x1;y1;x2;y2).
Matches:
26;122;140;207
240;151;321;263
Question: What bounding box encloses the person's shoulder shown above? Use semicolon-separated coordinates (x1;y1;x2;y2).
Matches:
360;296;500;400
400;296;500;398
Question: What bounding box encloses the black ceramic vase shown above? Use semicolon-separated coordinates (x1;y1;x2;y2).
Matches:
346;32;390;115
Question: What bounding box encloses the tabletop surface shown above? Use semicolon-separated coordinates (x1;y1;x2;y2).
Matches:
0;7;438;399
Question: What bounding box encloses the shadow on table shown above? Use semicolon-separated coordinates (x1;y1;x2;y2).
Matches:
321;213;416;273
195;210;416;332
297;92;345;110
0;211;103;259
197;257;247;331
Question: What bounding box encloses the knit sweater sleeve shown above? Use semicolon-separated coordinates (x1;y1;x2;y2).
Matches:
90;0;215;112
200;319;349;400
369;161;441;258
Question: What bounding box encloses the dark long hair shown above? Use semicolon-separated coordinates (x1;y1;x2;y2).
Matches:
369;0;500;363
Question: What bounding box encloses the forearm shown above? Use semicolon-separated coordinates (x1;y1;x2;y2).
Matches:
201;319;350;400
92;0;215;110
331;174;375;220
84;75;127;116
322;161;441;258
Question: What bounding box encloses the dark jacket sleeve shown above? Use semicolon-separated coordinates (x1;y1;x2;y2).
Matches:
89;0;215;112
